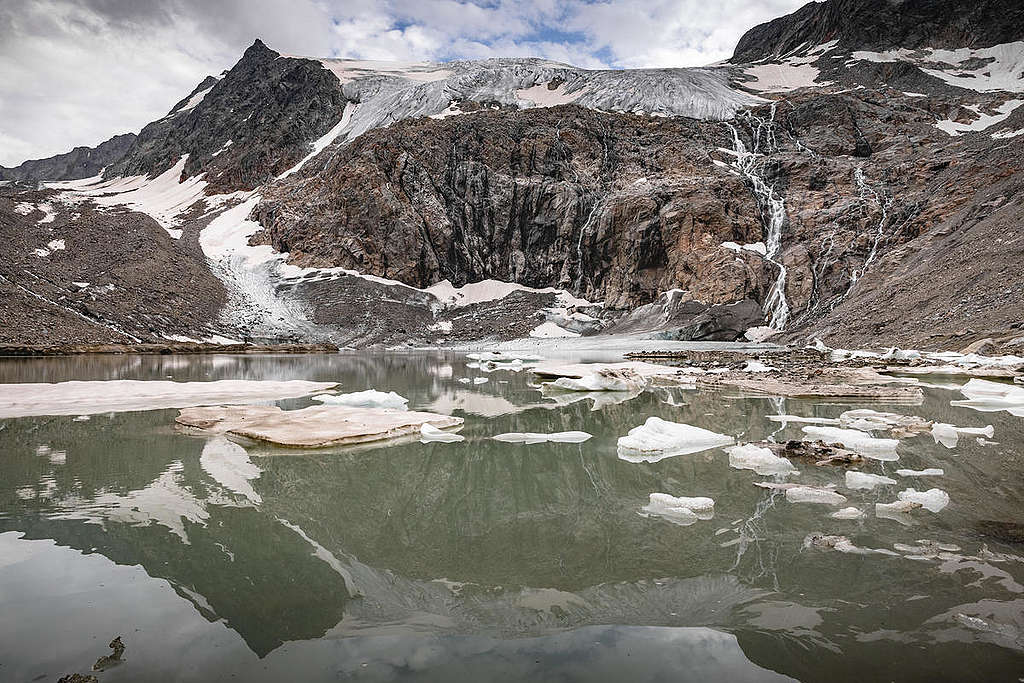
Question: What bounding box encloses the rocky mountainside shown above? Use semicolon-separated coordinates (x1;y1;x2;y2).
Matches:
0;133;136;183
2;0;1022;350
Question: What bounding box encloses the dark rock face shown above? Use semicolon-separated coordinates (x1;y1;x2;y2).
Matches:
731;0;1024;63
0;133;136;183
255;105;766;311
106;40;350;193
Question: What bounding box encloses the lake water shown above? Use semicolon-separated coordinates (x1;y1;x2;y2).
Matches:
1;352;1023;682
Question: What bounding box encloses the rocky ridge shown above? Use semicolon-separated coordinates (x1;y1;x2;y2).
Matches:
1;0;1022;349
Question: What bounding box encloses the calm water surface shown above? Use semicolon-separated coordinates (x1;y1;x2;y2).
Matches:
1;352;1023;682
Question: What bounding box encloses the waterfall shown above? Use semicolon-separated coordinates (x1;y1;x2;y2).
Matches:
726;104;790;330
846;167;893;293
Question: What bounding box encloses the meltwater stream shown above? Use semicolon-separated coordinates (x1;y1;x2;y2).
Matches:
727;106;791;330
1;352;1023;682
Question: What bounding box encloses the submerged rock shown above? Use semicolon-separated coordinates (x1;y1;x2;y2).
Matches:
92;636;125;671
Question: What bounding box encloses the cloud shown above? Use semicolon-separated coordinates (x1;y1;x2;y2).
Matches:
0;0;806;166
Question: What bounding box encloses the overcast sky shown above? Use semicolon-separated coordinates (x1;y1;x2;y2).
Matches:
0;0;805;166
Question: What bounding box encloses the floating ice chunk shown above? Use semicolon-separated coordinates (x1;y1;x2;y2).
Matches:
550;368;648;392
467;351;543;363
177;404;463;449
492;431;592;444
801;426;899;460
420;423;465;443
457;377;472;384
0;379;339;418
641;492;714;525
804;533;899;555
831;507;866;520
952;379;1024;416
838;409;930;433
930;422;995;448
898;488;949;513
473;377;489;385
726;443;798;476
785;486;847;505
617;417;734;463
766;414;840;425
875;500;922;525
896;468;944;477
845;471;897;490
312;390;408;410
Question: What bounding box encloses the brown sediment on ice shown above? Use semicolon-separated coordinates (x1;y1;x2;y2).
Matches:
176;404;464;449
696;367;925;402
531;361;700;386
754;439;864;466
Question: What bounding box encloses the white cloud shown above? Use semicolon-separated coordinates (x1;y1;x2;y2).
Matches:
0;0;806;166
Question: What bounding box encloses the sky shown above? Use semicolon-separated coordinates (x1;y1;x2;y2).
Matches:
0;0;806;167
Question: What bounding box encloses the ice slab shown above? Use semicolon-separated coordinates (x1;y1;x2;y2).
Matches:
951;379;1024;416
897;488;950;513
845;471;897;490
549;368;649;392
766;414;840;425
930;422;995;448
726;444;798;476
831;507;866;520
492;431;592;444
0;379;339;418
801;426;899;460
176;404;463;449
785;486;847;505
419;423;465;443
312;390;408;410
896;468;944;477
617;417;734;463
533;361;699;386
641;492;715;526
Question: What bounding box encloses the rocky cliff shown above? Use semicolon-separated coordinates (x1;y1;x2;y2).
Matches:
2;0;1022;349
0;133;136;184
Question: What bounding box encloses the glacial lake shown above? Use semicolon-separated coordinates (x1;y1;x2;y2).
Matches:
1;352;1023;682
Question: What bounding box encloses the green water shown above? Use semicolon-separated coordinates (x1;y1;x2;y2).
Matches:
1;352;1023;682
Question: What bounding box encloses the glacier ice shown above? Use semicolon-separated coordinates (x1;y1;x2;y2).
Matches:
641;492;715;526
492;431;592;444
845;471;897;490
897;488;950;513
420;423;465;444
785;486;847;505
726;443;798;476
617;417;734;463
312;390;409;410
801;426;899;460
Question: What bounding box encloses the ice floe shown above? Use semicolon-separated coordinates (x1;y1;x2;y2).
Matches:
419;423;465;443
898;488;950;513
548;368;648;392
640;493;715;526
492;431;592;444
176;404;463;449
726;443;798;476
801;426;899;460
617;417;734;463
931;422;994;448
896;468;944;477
0;379;338;418
845;471;897;490
312;390;409;410
951;379;1024;416
785;486;847;505
831;507;866;520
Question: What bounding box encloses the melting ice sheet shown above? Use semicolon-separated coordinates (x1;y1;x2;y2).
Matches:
0;379;338;418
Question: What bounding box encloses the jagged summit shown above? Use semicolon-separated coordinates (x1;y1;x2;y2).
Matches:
732;0;1024;63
